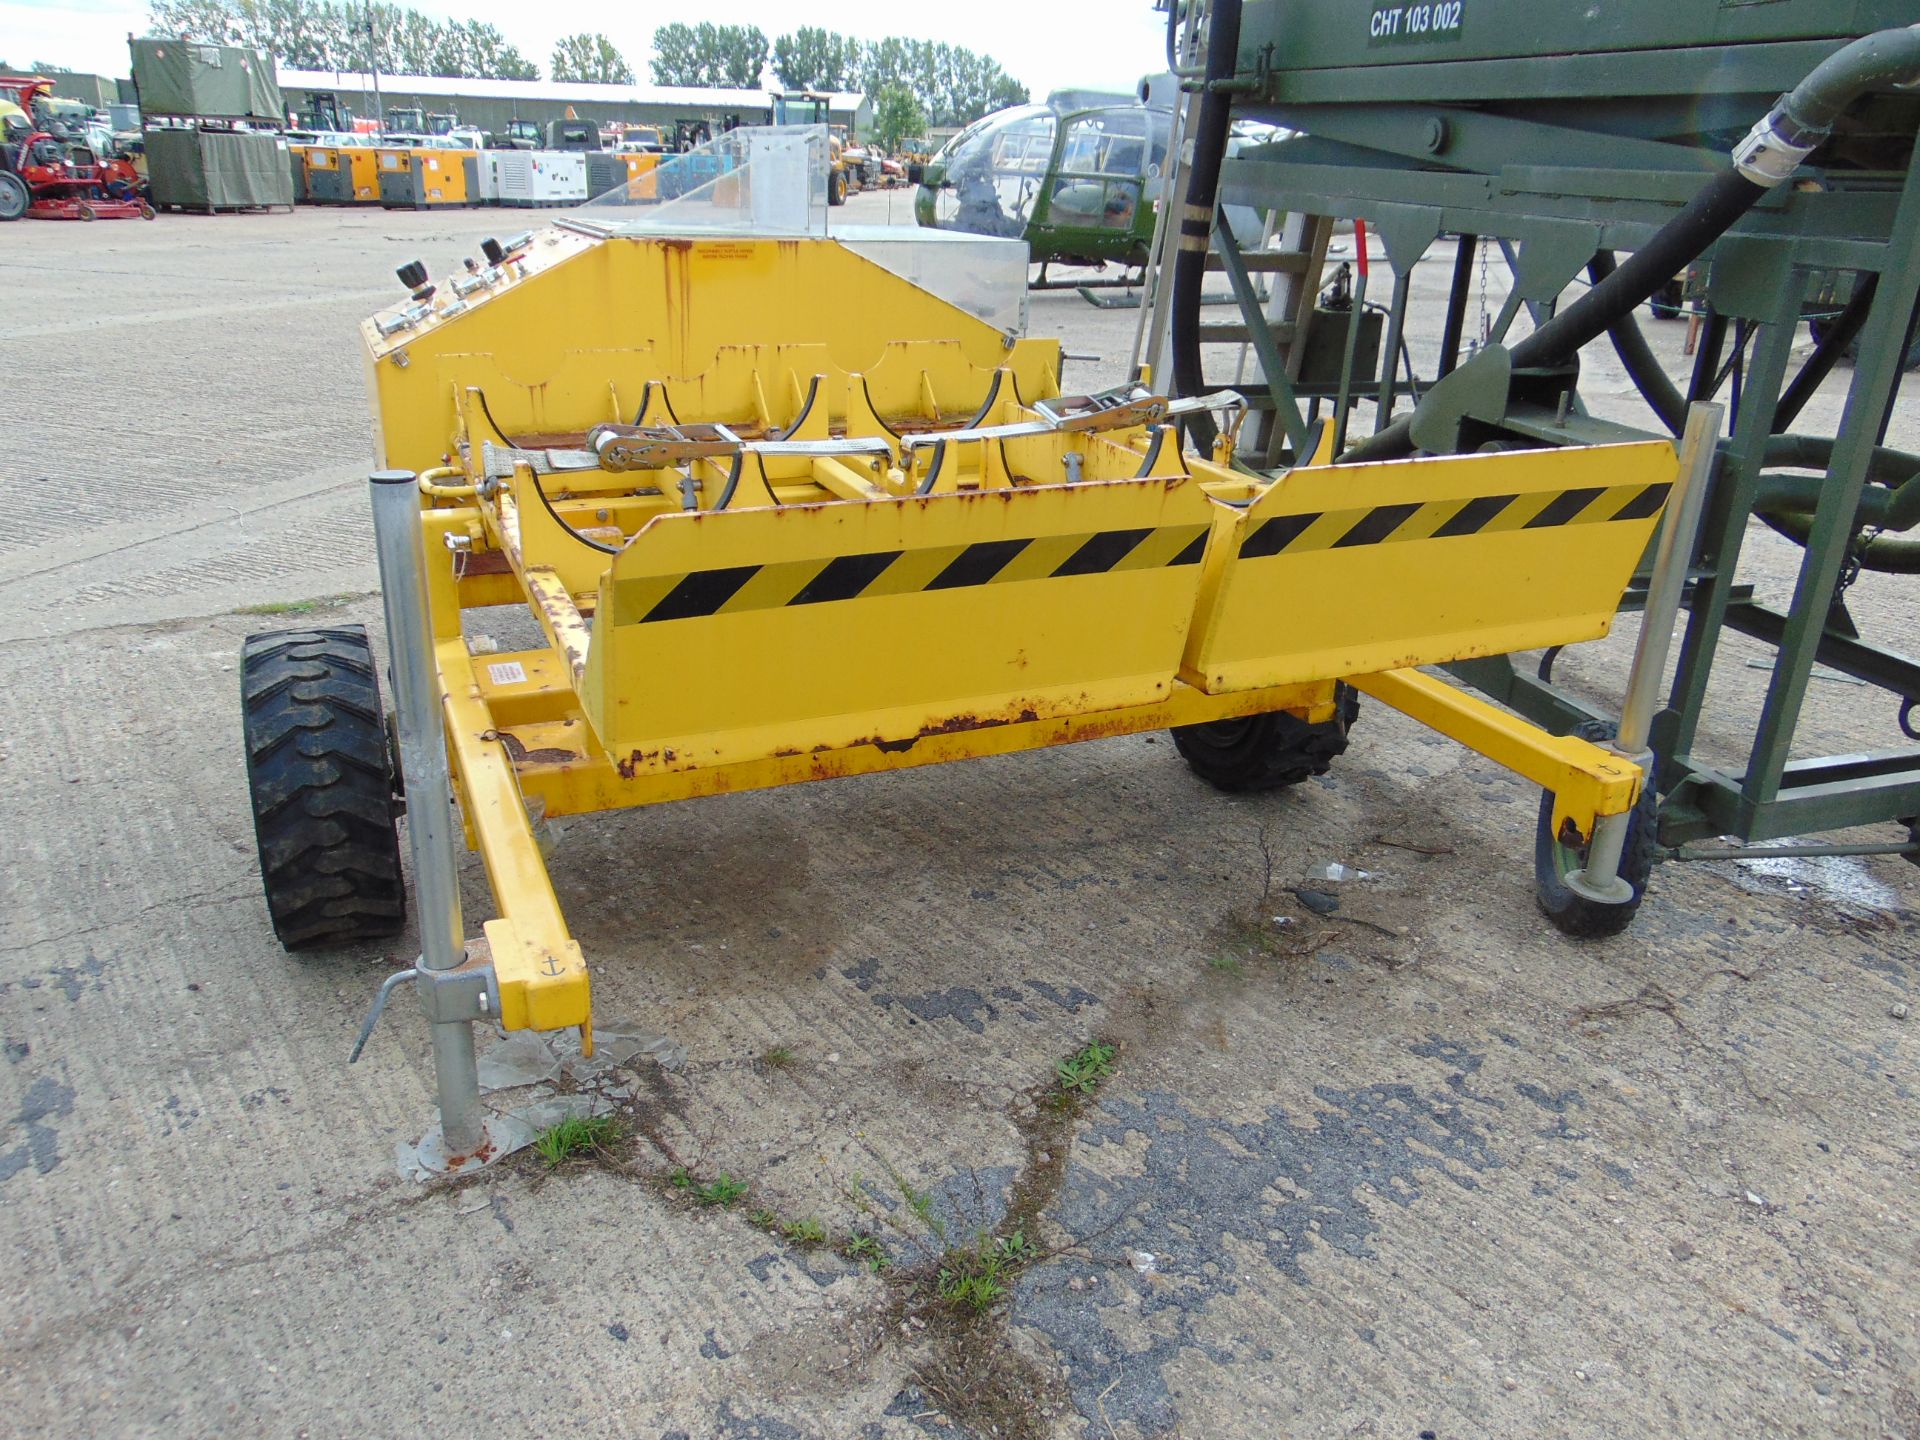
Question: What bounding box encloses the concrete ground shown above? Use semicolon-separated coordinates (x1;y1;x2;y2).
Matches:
0;190;1915;1440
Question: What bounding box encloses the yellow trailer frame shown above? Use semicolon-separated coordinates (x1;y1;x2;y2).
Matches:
260;223;1701;1166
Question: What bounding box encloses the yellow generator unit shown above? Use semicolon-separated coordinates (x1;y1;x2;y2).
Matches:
303;144;379;204
621;150;660;201
376;145;480;208
238;207;1712;1168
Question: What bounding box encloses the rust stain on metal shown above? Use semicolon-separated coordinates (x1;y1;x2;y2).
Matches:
616;746;677;780
492;732;581;766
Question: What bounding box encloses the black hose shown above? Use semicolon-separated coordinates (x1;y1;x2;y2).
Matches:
1436;234;1477;380
1513;171;1765;372
1775;274;1877;430
1589;252;1685;435
1168;0;1242;453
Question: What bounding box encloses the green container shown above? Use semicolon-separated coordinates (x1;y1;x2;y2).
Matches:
146;128;294;210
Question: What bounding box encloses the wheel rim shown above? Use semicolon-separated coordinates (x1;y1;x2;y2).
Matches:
1548;829;1587;885
1186;716;1258;754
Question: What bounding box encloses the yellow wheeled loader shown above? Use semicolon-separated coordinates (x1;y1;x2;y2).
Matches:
239;200;1711;1169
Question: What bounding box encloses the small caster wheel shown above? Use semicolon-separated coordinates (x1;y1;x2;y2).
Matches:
1535;721;1658;938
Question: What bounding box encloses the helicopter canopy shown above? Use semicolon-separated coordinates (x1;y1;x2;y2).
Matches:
925;101;1172;241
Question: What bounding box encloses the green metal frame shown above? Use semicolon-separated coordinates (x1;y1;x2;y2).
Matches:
1203;5;1920;851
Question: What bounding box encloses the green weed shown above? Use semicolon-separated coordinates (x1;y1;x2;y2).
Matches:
235;593;359;617
531;1113;619;1168
894;1171;948;1244
670;1167;748;1207
1054;1040;1116;1097
843;1233;889;1272
781;1216;828;1246
934;1230;1036;1314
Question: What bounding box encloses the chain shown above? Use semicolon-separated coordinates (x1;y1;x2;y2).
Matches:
1466;234;1497;355
1838;524;1880;596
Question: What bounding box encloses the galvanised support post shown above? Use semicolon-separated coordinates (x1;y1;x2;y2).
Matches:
1566;402;1721;903
369;470;488;1161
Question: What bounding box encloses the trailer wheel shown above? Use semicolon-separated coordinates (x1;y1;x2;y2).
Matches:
1172;683;1359;792
828;168;847;206
0;173;26;222
77;202;96;222
1533;721;1658;939
241;625;407;950
140;202;156;221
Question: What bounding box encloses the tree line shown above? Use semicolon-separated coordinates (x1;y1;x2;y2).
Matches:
146;0;538;80
142;3;1026;128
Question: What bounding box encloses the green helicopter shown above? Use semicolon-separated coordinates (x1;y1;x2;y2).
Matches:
912;86;1173;287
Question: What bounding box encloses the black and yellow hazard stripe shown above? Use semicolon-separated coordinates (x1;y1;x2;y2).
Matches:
1238;480;1670;561
630;522;1211;624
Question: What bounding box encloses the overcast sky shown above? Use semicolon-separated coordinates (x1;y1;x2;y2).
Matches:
2;0;1171;97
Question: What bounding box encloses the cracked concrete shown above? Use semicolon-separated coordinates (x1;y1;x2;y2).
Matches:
1;196;1916;1439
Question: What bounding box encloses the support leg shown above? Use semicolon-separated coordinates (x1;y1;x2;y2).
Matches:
369;470;494;1166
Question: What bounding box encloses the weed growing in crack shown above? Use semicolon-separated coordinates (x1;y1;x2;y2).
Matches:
843;1233;889;1273
932;1228;1040;1314
761;1044;797;1071
892;1169;948;1245
1054;1040;1116;1098
781;1216;828;1247
993;1229;1036;1265
748;1207;778;1228
669;1167;748;1208
532;1113;620;1168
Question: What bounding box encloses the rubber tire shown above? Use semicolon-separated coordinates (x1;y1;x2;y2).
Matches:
1172;683;1359;793
1809;314;1920;370
828;168;847;206
0;172;26;222
241;625;407;950
77;203;96;222
1533;720;1658;939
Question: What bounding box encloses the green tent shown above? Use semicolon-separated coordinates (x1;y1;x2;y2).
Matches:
129;38;283;122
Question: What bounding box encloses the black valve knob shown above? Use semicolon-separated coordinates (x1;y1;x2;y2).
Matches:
479;237;505;266
396;259;428;291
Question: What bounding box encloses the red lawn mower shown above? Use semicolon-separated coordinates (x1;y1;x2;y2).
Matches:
0;77;151;223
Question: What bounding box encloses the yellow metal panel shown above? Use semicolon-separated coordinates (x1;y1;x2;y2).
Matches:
365;235;1060;474
580;476;1218;771
1182;441;1678;693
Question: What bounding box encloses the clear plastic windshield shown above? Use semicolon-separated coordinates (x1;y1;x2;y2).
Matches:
567;123;829;237
928;105;1055;238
